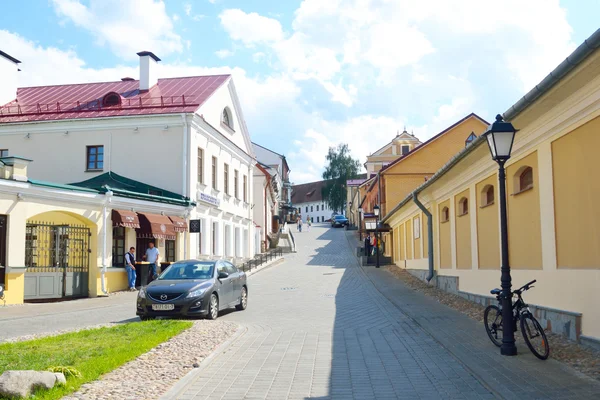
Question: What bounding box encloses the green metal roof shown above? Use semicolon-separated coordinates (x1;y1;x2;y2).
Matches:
70;172;187;201
29;179;100;193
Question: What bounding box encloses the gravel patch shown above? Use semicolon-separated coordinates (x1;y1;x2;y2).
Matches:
385;266;600;381
0;323;118;344
63;320;238;400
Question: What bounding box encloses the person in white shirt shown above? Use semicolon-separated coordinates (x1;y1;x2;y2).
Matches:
143;242;160;282
125;247;137;291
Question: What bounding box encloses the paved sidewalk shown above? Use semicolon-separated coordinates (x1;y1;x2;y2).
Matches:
348;231;600;399
0;292;139;341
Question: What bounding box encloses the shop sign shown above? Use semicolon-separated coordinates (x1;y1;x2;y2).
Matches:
199;192;220;207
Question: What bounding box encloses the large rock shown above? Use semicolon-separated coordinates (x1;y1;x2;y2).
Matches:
0;370;62;398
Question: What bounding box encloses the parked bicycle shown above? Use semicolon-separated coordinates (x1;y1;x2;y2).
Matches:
484;279;549;360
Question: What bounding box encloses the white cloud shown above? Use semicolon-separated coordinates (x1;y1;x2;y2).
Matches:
215;49;234;59
52;0;183;60
173;14;180;22
184;3;192;16
219;9;284;45
252;52;266;63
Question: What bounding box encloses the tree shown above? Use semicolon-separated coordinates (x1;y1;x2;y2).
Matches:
322;143;361;213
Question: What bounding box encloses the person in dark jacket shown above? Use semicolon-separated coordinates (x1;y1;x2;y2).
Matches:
364;234;371;256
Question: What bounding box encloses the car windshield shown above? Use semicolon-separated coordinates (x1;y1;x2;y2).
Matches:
158;261;215;280
335;215;346;220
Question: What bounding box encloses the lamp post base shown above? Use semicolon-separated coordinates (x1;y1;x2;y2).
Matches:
500;344;518;356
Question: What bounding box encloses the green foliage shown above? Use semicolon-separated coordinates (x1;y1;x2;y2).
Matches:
322;143;361;213
0;320;191;400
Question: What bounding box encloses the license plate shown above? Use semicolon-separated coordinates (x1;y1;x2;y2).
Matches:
152;304;174;311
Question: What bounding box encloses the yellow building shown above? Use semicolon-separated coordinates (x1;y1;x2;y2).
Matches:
364;129;422;177
0;157;192;305
382;28;600;346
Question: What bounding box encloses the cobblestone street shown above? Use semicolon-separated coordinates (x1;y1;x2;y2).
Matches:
166;224;600;400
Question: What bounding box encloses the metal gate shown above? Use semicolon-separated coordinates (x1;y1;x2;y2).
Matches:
24;222;91;300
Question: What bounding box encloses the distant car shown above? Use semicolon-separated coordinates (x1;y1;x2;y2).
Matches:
331;214;349;227
136;259;247;320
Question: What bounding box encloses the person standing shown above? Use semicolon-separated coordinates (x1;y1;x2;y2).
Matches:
298;215;303;232
307;215;311;231
125;247;136;291
364;235;371;257
143;242;160;283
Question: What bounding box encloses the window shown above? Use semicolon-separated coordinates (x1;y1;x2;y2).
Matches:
234;170;239;199
212;157;218;190
198;220;203;255
441;207;450;223
165;240;176;262
86;145;104;171
322;203;324;209
224;163;230;195
518;167;534;192
458;197;468;216
401;145;410;155
0;149;7;158
112;227;125;267
306;206;308;213
316;205;319;211
197;148;204;185
222;108;233;129
102;92;121;107
212;222;218;255
482;185;495;207
311;205;313;212
317;216;320;222
465;132;477;147
243;175;248;202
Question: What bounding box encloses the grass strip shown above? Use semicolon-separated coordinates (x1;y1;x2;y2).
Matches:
0;320;192;399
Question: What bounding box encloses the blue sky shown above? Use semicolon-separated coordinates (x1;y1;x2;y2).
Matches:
0;0;598;183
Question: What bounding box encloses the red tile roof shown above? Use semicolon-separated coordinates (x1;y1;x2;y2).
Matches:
0;75;230;123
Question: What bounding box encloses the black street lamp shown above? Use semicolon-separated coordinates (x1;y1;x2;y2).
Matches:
485;114;518;356
373;205;380;268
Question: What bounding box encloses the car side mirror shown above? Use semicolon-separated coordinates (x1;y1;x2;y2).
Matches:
218;271;229;279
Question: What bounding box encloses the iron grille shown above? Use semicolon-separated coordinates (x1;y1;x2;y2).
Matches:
25;222;91;273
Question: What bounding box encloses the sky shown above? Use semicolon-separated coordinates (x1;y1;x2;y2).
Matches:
0;0;598;184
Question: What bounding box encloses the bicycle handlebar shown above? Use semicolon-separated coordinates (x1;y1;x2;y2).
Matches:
515;279;536;293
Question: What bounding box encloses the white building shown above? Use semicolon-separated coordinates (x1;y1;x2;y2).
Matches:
253;162;278;253
252;142;292;222
0;51;257;263
291;180;336;223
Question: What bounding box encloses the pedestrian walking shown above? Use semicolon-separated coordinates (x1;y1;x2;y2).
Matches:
371;234;377;256
143;241;160;283
307;215;311;231
298;215;303;232
125;247;136;291
364;235;371;256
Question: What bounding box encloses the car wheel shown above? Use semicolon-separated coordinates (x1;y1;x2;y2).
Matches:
207;293;219;320
236;287;248;311
139;315;156;321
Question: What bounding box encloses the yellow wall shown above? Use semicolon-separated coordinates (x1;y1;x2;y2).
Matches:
399;223;405;261
405;219;413;259
553;116;600;268
506;152;542;269
413;214;421;260
454;189;471;269
476;175;499;269
383;116;487;213
438;200;451;269
105;269;128;293
3;272;25;305
423;208;430;258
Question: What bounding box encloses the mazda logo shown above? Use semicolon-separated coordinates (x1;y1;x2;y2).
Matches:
160;294;167;301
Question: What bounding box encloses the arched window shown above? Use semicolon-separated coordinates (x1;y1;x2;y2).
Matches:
518;167;533;192
458;197;468;216
102;92;121;107
222;108;233;129
482;185;494;207
441;206;450;223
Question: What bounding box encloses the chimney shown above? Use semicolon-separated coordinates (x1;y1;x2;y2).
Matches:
137;51;161;91
0;156;32;182
0;50;21;106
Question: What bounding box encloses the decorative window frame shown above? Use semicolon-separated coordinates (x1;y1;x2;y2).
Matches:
481;185;495;208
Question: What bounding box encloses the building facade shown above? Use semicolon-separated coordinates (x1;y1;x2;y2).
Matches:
0;51;257;267
364;130;422;178
291;180;336;223
382;29;600;345
253;162;278;252
252;142;292;222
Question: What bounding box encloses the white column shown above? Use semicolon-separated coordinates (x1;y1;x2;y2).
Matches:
538;141;558;270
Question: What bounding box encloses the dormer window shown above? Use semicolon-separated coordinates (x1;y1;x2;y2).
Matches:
102;92;121;107
222;108;233;130
465;132;477;147
401;145;410;155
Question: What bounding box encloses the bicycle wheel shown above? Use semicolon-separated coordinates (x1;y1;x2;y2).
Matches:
484;305;503;347
520;313;549;360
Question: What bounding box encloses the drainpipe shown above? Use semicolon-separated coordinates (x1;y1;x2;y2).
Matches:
101;190;114;295
413;192;434;282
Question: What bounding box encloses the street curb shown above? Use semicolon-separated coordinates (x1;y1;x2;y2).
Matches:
246;257;285;278
159;325;247;400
